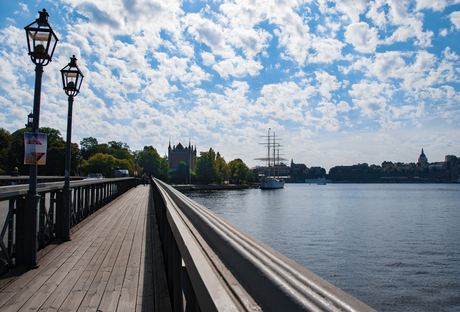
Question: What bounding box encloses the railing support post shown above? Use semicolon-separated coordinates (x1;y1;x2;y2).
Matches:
184;268;199;312
172;239;183;312
56;189;71;241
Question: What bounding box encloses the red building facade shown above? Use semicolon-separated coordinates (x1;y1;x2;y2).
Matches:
168;141;196;172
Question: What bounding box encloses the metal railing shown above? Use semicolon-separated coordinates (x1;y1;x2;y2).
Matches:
0;176;85;186
151;177;377;312
0;178;136;274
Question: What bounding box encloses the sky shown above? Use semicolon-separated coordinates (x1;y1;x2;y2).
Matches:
1;0;460;171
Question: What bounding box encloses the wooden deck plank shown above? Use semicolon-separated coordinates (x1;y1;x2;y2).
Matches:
136;187;155;311
76;187;149;312
38;191;137;312
0;186;153;312
0;194;128;298
4;190;137;312
52;200;133;312
97;191;144;312
118;191;148;311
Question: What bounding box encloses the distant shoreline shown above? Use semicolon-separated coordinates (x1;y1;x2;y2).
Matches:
172;184;259;191
173;181;459;191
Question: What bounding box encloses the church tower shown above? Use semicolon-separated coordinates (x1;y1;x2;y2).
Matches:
418;149;428;168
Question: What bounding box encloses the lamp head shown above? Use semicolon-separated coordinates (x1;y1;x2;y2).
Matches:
24;9;58;66
61;55;84;97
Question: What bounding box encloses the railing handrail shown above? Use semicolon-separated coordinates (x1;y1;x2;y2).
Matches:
153;178;377;312
153;178;246;311
0;178;136;200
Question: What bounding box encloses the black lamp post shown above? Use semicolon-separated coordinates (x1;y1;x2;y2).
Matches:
58;55;84;241
134;153;138;187
21;9;58;268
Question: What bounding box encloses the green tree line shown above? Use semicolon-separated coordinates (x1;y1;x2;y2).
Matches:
188;148;258;185
1;126;257;184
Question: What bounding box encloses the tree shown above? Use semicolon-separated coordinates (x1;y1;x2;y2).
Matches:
215;156;228;183
138;148;170;182
108;141;130;152
0;128;11;174
80;137;98;159
228;158;251;184
171;161;189;184
44;141;81;176
0;128;10;151
194;149;218;184
40;127;64;145
7;128;28;175
82;153;133;178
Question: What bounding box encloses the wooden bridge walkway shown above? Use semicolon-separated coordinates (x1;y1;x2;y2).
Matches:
0;185;162;312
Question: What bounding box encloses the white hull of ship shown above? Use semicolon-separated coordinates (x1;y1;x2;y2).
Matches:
260;178;285;189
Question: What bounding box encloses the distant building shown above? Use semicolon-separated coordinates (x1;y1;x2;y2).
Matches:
168;141;196;172
417;149;429;168
394;162;415;170
381;161;394;170
290;159;306;170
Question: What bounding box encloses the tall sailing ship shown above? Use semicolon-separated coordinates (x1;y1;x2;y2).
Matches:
255;129;286;189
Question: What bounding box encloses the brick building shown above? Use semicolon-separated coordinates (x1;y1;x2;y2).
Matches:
168;141;196;172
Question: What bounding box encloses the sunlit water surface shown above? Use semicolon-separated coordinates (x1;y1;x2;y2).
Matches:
185;183;460;312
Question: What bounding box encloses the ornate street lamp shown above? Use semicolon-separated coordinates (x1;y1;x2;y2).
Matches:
58;55;84;241
20;9;58;268
24;9;58;66
26;112;33;128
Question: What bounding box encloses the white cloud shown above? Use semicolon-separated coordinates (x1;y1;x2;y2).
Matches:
368;0;435;47
184;13;234;59
255;81;315;123
18;2;29;14
414;0;455;12
330;0;368;23
308;37;345;64
345;22;379;53
315;70;342;99
1;0;460;169
337;101;351;113
200;52;215;66
349;80;393;119
443;47;460;60
449;11;460;30
212;57;263;79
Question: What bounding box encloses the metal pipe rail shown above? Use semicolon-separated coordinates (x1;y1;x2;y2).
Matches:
0;175;85;186
152;178;377;312
0;178;136;274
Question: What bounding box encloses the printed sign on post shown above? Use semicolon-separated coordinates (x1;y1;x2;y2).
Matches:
24;132;47;165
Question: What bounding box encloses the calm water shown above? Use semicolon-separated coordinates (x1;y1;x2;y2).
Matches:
185;183;460;312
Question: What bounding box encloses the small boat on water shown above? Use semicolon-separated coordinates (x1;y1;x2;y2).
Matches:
255;129;285;189
305;177;332;184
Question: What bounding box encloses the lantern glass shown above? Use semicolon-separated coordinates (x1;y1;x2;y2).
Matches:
64;71;78;90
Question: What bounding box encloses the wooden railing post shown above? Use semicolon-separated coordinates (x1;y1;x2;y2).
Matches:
172;240;183;312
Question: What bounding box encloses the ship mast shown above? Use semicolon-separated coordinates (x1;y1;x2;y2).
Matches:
255;129;286;179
